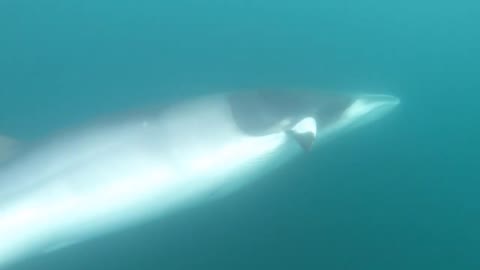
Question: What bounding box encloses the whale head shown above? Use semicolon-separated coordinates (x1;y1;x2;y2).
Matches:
228;90;400;151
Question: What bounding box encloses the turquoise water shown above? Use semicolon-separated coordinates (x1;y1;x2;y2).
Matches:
1;0;479;269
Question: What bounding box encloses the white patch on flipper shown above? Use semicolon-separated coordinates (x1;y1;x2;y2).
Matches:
0;135;18;163
289;117;317;151
291;117;317;137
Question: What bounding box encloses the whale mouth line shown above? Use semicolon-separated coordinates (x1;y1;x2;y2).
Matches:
359;94;400;105
351;94;401;116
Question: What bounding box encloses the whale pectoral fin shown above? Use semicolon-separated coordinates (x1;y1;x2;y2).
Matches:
288;117;317;152
288;131;315;152
0;135;18;162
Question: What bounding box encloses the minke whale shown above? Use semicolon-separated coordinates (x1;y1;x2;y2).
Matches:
0;90;400;268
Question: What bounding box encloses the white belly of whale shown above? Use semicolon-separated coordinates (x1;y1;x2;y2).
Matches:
0;124;294;268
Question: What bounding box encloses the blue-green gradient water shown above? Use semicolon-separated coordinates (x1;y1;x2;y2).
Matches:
0;0;478;269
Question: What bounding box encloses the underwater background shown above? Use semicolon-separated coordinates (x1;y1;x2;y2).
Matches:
0;0;479;269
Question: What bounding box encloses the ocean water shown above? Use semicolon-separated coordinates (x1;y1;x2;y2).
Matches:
0;0;478;269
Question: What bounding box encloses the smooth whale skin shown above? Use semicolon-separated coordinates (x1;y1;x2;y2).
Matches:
0;90;399;268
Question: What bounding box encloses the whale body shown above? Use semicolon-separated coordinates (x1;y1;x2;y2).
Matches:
0;90;399;268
